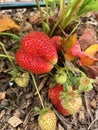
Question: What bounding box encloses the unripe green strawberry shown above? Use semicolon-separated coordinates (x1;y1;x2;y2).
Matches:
14;72;29;87
38;109;57;130
79;76;94;92
61;91;82;114
55;69;67;84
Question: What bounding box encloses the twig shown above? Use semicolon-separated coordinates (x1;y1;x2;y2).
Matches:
53;108;72;130
88;118;98;130
23;111;31;127
84;92;94;121
61;29;68;38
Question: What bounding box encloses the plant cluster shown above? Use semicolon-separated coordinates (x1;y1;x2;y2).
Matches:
0;0;98;130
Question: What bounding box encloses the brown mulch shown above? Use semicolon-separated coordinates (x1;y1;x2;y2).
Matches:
0;6;98;130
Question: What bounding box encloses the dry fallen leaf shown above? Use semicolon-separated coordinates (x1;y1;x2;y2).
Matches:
79;28;97;50
64;34;97;66
79;54;97;66
8;116;23;127
85;44;98;57
0;16;20;32
85;66;98;78
0;92;6;100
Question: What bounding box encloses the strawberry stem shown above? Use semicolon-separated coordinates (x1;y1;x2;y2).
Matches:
54;64;61;71
69;19;81;35
35;0;45;33
30;72;45;109
0;42;15;67
0;54;15;59
0;32;21;41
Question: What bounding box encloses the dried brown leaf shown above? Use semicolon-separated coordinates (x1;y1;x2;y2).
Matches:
0;15;20;32
79;28;97;50
84;65;98;78
29;11;40;23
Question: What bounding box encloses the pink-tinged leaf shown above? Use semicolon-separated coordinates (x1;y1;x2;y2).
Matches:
71;44;84;57
64;34;78;61
64;33;98;66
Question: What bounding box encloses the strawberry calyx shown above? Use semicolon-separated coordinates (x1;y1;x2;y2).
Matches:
38;106;52;115
79;76;94;91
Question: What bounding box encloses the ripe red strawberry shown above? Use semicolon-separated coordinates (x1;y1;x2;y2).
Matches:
21;31;58;63
16;49;54;74
48;85;70;116
50;36;63;52
61;91;82;114
38;109;57;130
15;31;58;74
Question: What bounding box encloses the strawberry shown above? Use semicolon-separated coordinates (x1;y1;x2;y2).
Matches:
15;31;58;74
21;31;58;63
55;69;67;84
14;72;29;87
16;49;54;74
61;91;82;114
78;76;94;92
50;36;63;52
48;85;70;116
38;109;57;130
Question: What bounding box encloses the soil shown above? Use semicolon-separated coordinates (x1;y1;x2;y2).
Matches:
0;1;98;130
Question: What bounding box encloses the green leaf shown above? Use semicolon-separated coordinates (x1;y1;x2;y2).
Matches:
43;22;50;34
8;69;19;77
77;1;98;16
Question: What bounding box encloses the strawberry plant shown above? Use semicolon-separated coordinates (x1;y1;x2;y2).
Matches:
35;0;98;36
0;0;98;129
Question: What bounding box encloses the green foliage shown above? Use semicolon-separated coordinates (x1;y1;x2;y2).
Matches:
35;0;98;36
77;0;98;16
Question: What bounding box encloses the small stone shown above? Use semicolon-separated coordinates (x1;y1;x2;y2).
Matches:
0;92;6;100
89;99;96;109
8;116;23;127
